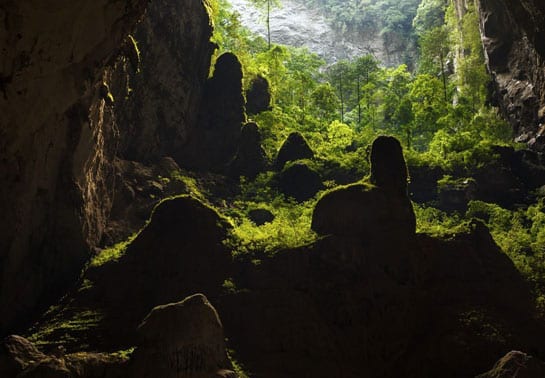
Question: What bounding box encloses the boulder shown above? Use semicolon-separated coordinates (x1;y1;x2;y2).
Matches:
278;162;324;202
229;122;268;179
311;183;416;242
130;294;233;378
0;335;46;377
245;75;271;115
437;176;477;212
248;208;275;226
0;335;126;378
275;132;314;170
312;136;415;241
476;351;545;378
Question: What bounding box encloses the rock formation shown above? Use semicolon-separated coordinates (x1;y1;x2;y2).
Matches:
477;350;545;378
245;75;271;115
312;136;416;242
0;0;218;335
477;0;545;149
0;0;148;335
277;162;324;202
130;294;234;378
275;131;314;169
229;122;268;179
180;53;246;172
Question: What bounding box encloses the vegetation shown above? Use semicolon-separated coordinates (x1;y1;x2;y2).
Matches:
197;0;545;307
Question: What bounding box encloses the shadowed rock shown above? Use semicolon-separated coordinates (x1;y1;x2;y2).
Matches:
312;136;415;241
229;122;268;179
278;162;324;202
130;294;234;378
369;135;409;194
476;351;545;378
245;75;271;115
181;52;246;171
275;132;314;170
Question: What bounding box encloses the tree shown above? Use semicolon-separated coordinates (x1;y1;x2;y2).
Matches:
351;55;380;126
250;0;282;50
311;83;340;123
419;25;450;102
409;74;447;148
412;0;447;35
327;60;351;123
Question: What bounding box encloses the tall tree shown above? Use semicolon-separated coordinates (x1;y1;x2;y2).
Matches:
250;0;281;50
419;25;450;102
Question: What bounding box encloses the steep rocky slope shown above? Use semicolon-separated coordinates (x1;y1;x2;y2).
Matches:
477;0;545;149
0;0;148;335
0;0;217;335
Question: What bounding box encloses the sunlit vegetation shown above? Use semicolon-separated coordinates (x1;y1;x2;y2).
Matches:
198;0;545;301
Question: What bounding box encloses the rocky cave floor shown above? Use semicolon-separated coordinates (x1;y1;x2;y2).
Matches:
4;138;545;378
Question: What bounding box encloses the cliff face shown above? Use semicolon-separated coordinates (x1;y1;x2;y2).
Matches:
476;0;545;149
0;0;216;334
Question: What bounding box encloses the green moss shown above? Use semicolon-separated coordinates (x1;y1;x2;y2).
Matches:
29;310;104;348
127;34;141;73
90;232;139;267
227;348;250;378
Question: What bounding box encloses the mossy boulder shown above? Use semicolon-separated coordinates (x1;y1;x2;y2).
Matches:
277;162;324;202
311;183;416;242
130;294;233;378
275;132;314;170
245;75;271;115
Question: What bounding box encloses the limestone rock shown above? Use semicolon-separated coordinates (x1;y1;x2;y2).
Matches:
245;75;271;115
248;208;275;226
0;335;126;378
477;0;545;148
29;196;233;352
312;183;416;241
229;122;268;179
0;335;46;376
0;0;148;336
275;132;314;170
115;0;215;162
476;351;545;378
130;294;232;378
312;136;415;241
369;135;409;194
181;53;246;171
278;162;324;202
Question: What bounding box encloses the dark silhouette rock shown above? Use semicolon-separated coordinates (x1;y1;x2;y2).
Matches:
181;53;246;171
408;163;444;203
278;162;324;202
438;176;477;212
476;351;545;378
130;294;233;378
229;122;268;179
275;132;314;170
312;136;415;241
248;208;275;226
245;75;271;115
369;135;409;194
217;219;544;378
28;196;233;352
312;183;416;241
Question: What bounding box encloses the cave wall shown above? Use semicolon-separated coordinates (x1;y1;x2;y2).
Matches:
0;0;216;335
476;0;545;148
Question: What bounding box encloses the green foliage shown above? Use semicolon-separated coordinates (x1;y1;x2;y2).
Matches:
224;197;318;257
90;232;139;267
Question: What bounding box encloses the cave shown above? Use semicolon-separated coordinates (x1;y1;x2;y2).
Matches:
2;0;545;377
